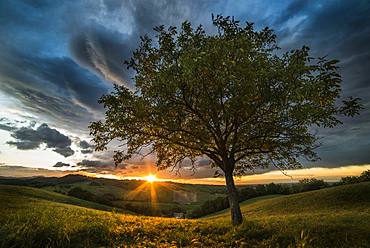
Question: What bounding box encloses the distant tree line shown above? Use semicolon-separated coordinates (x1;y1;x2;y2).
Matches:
335;169;370;185
189;170;370;218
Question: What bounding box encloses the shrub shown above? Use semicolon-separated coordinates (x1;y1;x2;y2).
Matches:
359;170;370;182
297;178;327;192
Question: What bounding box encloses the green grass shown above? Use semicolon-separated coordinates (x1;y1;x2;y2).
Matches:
0;185;131;213
205;182;370;247
41;178;227;215
1;183;369;247
202;194;282;218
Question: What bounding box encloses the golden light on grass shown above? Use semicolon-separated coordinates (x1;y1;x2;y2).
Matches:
144;174;158;183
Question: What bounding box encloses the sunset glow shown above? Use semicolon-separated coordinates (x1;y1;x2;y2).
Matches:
144;174;158;183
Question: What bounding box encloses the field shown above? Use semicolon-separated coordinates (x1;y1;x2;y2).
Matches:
1;182;369;247
0;175;227;217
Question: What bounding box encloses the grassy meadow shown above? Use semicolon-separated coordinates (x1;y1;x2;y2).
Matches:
0;175;227;217
1;182;369;247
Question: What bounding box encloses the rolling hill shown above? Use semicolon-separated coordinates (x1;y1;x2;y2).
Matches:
0;184;131;213
0;182;369;247
206;181;370;219
0;175;228;217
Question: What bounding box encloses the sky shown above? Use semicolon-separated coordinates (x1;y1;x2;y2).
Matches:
0;0;370;183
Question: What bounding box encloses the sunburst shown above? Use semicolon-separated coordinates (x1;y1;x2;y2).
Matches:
144;174;157;183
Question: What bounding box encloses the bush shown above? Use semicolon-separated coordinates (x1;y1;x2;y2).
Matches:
297;178;327;192
338;170;370;185
359;170;370;182
339;176;359;185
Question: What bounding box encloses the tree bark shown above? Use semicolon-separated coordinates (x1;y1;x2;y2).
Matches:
224;168;243;225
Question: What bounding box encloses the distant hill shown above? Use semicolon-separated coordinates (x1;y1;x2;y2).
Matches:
205;181;370;219
0;174;228;217
0;184;129;213
0;182;369;247
0;174;92;187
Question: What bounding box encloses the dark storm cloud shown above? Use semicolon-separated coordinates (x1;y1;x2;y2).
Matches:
53;162;70;167
0;1;110;134
78;140;95;154
1;0;370;169
6;123;75;157
273;1;370;93
68;0;212;88
0;124;16;132
75;159;127;174
81;149;93;154
0;49;110;128
69;27;133;87
79;140;95;149
0;83;92;131
6;141;40;150
77;159;112;168
52;147;75;157
0;0;207;134
0;118;17;132
271;1;370;167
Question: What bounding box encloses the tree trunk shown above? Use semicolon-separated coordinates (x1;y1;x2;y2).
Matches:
225;168;243;225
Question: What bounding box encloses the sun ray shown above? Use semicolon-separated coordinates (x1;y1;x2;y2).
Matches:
125;174;159;212
144;174;157;183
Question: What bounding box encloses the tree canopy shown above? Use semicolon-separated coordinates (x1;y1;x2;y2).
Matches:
90;15;361;225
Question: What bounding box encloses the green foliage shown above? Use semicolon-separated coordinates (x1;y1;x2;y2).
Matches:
89;14;361;225
90;15;361;175
296;178;327;192
360;169;370;181
339;176;360;185
338;169;370;185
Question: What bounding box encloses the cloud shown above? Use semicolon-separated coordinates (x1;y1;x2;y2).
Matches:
0;0;208;133
75;159;127;174
6;123;75;157
69;27;133;87
77;140;95;154
0;49;110;134
79;140;95;149
81;149;93;154
0;124;17;132
275;1;370;167
77;159;112;168
52;147;75;157
7;141;40;150
197;159;210;167
68;0;210;90
53;162;70;167
0;0;370;171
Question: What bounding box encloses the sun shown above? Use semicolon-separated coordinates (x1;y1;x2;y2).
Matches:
144;174;157;183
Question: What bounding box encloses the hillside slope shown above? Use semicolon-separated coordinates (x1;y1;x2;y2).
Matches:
0;183;369;247
207;181;370;219
0;175;228;216
0;185;130;213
